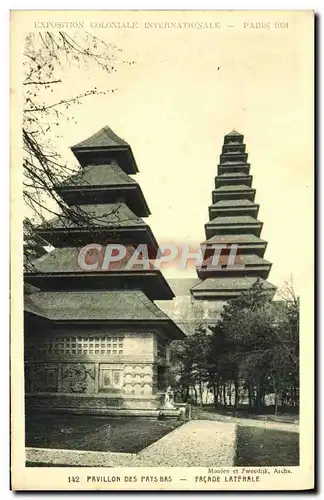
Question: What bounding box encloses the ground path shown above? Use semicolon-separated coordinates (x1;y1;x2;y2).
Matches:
26;411;299;467
26;420;236;467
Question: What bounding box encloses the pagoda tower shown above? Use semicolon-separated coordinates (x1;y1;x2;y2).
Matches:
190;130;277;300
24;126;185;417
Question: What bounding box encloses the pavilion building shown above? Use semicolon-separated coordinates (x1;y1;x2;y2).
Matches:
190;130;276;300
24;126;185;417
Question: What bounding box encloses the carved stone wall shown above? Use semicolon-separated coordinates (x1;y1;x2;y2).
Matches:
24;327;172;411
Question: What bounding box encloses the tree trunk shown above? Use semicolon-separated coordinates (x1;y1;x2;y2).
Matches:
281;391;285;408
213;383;218;407
198;379;203;407
273;375;278;416
228;383;232;406
255;386;263;414
192;386;198;405
217;383;221;406
205;387;210;405
248;386;254;412
255;374;264;414
223;383;227;407
234;379;239;408
274;391;278;416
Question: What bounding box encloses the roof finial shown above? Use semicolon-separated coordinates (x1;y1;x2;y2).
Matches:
226;129;242;137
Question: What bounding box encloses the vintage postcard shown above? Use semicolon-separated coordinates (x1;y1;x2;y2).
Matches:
10;9;314;491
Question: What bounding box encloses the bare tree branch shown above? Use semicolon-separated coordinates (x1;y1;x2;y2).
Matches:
23;31;136;237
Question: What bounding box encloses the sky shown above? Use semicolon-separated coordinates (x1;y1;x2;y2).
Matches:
18;10;314;295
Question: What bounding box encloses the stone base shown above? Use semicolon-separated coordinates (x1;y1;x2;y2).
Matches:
174;403;192;421
25;394;181;419
158;409;182;419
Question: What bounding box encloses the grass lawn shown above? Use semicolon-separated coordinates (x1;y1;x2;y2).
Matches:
25;414;182;453
192;405;299;425
235;426;299;467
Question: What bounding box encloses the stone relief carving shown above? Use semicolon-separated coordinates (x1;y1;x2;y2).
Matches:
123;364;152;375
121;365;154;396
123;364;153;392
62;363;94;393
27;363;58;392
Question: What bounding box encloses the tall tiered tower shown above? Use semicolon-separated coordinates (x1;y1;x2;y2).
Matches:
24;126;185;417
190;130;276;300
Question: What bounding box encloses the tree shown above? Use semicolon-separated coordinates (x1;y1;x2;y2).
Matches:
169;327;212;405
23;31;135;229
210;281;274;411
169;279;299;414
23;217;49;270
270;281;299;411
208;324;238;408
210;280;299;414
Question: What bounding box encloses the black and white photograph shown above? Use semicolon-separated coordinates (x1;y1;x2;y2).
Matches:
10;9;314;491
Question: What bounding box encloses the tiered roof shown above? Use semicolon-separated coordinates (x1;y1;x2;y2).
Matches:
55;162;150;215
27;290;167;321
209;199;259;219
25;126;185;338
71;126;138;173
36;202;159;254
191;130;276;300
